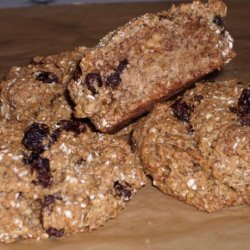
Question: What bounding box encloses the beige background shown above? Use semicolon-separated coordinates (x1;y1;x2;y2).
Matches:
0;0;249;249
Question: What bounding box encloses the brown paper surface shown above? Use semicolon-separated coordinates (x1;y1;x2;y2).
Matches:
0;1;249;249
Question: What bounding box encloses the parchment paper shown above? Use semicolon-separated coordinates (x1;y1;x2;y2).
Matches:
0;1;249;249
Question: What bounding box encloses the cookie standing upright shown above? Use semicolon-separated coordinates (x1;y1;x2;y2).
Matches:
0;119;146;243
133;80;250;212
0;47;87;126
69;0;235;133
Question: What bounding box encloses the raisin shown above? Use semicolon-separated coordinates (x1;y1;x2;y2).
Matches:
58;119;86;135
49;119;87;146
23;151;41;165
72;62;82;81
213;15;224;27
230;88;250;126
31;157;52;188
42;195;55;215
106;72;121;87
42;195;55;208
36;71;59;84
194;95;204;101
42;194;62;215
106;59;128;88
85;73;102;95
116;59;128;74
170;99;192;123
114;181;132;201
238;113;250;126
238;88;250;114
22;123;49;151
46;227;64;238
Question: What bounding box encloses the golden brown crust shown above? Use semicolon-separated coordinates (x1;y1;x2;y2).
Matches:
69;0;235;133
95;72;220;133
0;47;87;126
0;119;146;243
133;79;250;212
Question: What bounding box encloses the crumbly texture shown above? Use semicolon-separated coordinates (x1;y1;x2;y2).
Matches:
69;0;235;133
133;80;250;212
0;47;87;126
0;121;45;243
0;120;146;243
41;131;146;235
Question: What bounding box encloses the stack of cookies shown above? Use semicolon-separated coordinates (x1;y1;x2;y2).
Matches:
0;0;249;243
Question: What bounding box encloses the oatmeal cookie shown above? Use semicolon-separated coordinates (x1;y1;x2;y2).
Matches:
0;47;87;126
133;80;250;212
0;119;146;243
69;0;235;133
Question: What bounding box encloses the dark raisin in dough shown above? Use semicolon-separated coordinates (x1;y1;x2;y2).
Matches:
170;99;192;123
36;71;59;84
85;73;103;95
22;123;49;151
31;157;53;188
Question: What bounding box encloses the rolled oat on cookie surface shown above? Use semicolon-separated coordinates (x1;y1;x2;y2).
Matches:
0;119;146;243
133;80;250;212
